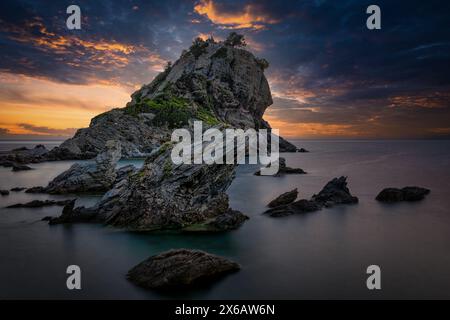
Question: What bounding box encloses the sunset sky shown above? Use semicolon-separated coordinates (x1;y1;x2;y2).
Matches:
0;0;449;139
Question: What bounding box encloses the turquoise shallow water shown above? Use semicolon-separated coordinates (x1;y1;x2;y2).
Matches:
1;140;450;299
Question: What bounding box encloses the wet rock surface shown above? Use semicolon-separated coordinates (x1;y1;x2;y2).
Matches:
376;187;430;202
268;189;298;208
127;249;240;289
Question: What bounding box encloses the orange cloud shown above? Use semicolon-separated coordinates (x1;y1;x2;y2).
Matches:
194;0;278;30
264;114;359;138
0;72;132;135
389;93;449;109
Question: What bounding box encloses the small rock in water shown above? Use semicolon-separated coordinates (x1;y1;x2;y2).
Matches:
47;199;97;225
268;189;298;208
376;187;430;203
311;176;359;207
12;164;33;171
127;249;240;289
10;187;26;192
7;199;75;208
254;157;307;176
25;186;46;193
264;176;358;217
298;148;309;153
0;190;10;196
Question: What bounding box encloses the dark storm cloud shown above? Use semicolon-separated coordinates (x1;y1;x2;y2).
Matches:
0;0;449;137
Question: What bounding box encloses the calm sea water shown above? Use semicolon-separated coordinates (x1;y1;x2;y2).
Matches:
1;139;450;299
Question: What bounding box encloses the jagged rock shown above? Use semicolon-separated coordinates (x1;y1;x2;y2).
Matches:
90;144;247;231
48;200;97;225
25;186;46;193
265;199;320;217
268;189;298;208
12;164;33;171
127;249;240;289
264;177;358;217
312;176;359;207
114;164;137;183
0;190;9;196
45;140;122;194
10;187;26;192
254;157;306;176
7;199;74;208
376;187;430;202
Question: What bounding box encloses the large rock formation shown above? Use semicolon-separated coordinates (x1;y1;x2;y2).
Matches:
49;142;248;231
93;143;248;231
45;140;122;194
45;34;298;160
127;249;240;289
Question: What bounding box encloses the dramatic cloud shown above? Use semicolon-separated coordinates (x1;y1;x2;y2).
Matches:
0;0;449;138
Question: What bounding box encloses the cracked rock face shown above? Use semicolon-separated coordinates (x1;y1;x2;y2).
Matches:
127;249;240;289
45;140;122;194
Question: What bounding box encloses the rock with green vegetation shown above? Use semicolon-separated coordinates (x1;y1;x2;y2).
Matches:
44;32;298;161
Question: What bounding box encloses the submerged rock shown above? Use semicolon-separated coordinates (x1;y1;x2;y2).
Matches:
45;140;122;194
264;176;358;217
7;199;74;208
25;186;46;193
0;190;9;196
127;249;240;289
376;187;430;203
12;164;33;171
254;157;306;176
268;189;298;208
47;200;97;225
10;187;26;192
